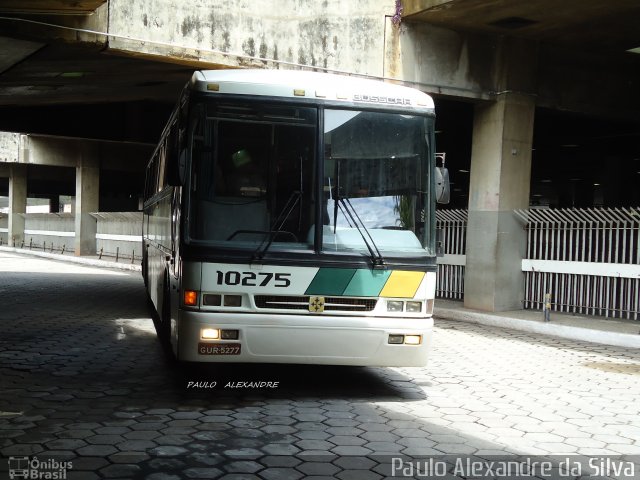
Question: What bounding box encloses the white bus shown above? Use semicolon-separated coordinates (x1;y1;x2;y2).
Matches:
143;69;449;366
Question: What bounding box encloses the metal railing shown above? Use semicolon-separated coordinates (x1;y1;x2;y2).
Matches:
435;209;467;300
515;207;640;320
515;207;639;264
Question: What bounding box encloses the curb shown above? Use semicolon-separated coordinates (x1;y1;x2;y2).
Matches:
435;307;640;349
0;245;142;272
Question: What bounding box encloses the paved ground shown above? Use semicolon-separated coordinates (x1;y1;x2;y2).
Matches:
1;251;639;480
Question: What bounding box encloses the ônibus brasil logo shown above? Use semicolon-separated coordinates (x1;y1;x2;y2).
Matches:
8;456;72;479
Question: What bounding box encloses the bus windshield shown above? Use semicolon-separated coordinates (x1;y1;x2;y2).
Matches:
187;101;433;257
322;109;431;256
188;102;317;251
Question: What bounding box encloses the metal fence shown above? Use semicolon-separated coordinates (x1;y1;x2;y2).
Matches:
435;209;467;300
515;207;640;320
515;207;640;264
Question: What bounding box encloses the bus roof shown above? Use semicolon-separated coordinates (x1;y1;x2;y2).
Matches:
191;69;435;110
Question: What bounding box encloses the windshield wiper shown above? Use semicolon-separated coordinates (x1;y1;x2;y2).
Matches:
336;197;385;269
252;190;301;261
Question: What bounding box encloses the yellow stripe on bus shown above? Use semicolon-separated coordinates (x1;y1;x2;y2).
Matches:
379;271;425;298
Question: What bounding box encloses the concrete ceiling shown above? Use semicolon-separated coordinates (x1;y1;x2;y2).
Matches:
0;39;192;106
403;0;640;54
0;0;193;109
0;1;638;108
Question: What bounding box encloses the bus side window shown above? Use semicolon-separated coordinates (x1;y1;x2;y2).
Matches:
157;141;167;194
192;117;229;206
145;156;158;201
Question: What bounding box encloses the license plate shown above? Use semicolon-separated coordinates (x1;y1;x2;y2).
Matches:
198;343;241;355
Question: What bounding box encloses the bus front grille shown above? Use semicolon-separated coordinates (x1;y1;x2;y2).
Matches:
254;295;377;312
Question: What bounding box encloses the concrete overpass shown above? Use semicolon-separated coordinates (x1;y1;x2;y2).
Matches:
1;1;638;114
0;0;638;313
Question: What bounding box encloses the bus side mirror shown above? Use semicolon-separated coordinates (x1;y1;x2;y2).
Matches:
435;166;450;204
167;149;187;186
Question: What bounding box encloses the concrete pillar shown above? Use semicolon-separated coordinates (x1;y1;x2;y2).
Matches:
464;93;535;311
8;164;27;247
74;150;99;256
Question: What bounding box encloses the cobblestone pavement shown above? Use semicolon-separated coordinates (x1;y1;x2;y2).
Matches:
1;251;639;479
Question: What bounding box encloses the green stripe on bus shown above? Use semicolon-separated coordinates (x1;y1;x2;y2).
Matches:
305;268;357;296
343;269;392;297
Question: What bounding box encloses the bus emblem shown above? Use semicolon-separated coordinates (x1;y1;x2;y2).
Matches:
309;296;325;313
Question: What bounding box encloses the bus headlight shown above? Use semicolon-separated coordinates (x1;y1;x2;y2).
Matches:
201;328;220;339
404;335;422;345
387;301;404;312
406;301;422;313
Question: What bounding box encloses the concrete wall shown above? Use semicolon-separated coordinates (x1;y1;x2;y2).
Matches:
0;213;7;244
23;213;75;252
387;20;639;119
383;20;497;100
5;211;142;258
94;212;143;259
107;0;392;75
86;1;638;120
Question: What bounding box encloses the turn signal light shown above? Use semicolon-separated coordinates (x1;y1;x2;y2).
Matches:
184;290;198;306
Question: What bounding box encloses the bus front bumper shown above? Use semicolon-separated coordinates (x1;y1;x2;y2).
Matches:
176;310;432;367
